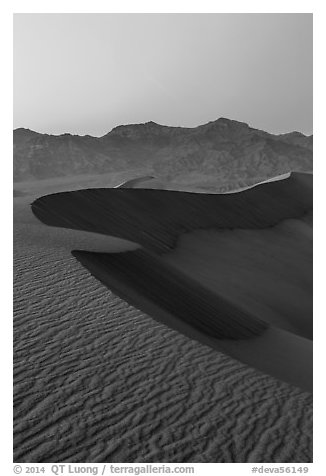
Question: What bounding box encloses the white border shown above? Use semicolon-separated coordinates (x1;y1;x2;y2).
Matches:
3;1;324;473
10;1;315;14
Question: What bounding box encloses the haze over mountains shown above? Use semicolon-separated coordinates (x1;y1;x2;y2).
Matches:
14;118;312;189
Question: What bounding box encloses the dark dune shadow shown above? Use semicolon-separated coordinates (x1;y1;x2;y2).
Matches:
72;249;268;340
72;248;312;393
163;212;312;340
32;172;312;253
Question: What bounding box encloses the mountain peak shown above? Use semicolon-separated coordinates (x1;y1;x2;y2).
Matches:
216;117;249;127
278;131;306;138
14;127;39;135
145;121;160;126
13;128;42;144
198;117;250;129
107;120;169;139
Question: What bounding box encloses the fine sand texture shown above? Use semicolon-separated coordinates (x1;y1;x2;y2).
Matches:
14;172;313;462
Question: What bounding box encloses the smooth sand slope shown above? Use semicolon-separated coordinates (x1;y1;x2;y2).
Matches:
31;172;312;392
72;248;312;392
113;172;293;194
13;173;313;462
114;175;163;189
163;213;312;339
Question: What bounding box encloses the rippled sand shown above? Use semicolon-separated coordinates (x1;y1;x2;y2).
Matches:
14;174;313;462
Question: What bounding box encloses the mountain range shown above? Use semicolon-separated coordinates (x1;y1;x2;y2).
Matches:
13;118;312;190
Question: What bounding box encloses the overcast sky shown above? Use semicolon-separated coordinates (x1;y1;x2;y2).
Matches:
13;13;312;136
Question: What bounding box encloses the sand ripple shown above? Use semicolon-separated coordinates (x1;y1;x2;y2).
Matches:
14;220;312;462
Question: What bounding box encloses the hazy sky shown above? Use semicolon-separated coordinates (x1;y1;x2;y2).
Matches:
13;13;312;136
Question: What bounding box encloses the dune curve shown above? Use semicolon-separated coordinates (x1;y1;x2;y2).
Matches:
30;172;312;391
32;172;312;253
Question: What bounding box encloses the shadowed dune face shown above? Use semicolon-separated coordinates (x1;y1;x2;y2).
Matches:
72;249;268;340
30;172;313;391
72;249;312;392
163;213;312;340
32;172;312;254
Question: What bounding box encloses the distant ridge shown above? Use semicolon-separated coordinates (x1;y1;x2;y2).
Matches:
14;118;312;183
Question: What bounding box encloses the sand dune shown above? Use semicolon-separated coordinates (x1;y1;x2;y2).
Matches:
30;172;312;392
14;170;313;462
114;175;162;189
113;172;293;194
32;172;312;253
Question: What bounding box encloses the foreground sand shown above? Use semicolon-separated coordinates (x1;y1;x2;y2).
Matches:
14;173;313;462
